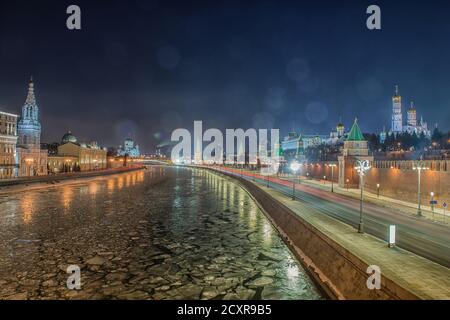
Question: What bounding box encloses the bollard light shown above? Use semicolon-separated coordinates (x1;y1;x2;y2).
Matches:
389;225;396;248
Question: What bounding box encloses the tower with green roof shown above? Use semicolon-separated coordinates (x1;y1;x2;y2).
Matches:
343;118;369;156
338;119;373;188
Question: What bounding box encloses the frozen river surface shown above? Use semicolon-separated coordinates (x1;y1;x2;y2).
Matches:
0;167;322;300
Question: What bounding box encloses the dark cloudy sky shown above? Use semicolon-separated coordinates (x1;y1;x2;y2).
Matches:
0;0;449;152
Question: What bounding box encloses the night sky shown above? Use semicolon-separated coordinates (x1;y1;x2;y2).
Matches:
0;0;449;153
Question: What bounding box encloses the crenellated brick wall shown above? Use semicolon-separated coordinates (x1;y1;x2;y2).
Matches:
365;160;450;207
302;160;450;206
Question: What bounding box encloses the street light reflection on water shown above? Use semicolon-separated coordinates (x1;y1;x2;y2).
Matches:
0;167;322;300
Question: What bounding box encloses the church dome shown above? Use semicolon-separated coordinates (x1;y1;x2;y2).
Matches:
62;131;77;144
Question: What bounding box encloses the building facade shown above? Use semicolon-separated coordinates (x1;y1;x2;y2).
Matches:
281;131;305;162
47;155;79;174
57;132;107;171
0;111;19;179
388;86;430;137
17;78;48;177
117;138;140;157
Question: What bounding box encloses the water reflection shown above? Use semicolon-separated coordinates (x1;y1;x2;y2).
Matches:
21;193;35;224
61;187;74;210
107;178;115;192
89;182;99;197
0;167;322;300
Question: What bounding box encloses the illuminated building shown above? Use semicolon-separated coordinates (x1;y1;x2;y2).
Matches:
391;85;403;133
0;111;19;179
281;130;304;161
17;78;48;177
388;86;430;137
57;132;107;171
117;138;140;157
47;155;79;174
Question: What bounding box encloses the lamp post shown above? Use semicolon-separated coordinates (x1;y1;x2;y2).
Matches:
413;159;429;217
329;164;336;193
290;161;300;200
376;183;380;198
346;178;349;191
355;160;371;234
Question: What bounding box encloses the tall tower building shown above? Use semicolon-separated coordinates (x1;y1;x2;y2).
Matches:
336;120;345;138
338;119;373;188
18;77;41;148
391;85;403;133
407;101;417;127
16;77;47;177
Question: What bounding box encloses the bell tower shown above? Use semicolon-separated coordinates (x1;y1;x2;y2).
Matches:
391;85;403;133
18;77;42;148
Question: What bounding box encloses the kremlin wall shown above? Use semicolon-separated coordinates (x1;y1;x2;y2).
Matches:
303;159;450;207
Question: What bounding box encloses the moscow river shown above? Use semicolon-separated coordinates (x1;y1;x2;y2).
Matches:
0;167;322;300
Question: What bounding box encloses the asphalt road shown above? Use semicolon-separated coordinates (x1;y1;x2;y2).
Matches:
222;169;450;268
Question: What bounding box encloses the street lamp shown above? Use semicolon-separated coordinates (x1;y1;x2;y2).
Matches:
413;159;429;217
376;183;380;198
355;160;371;234
328;164;336;193
290;161;300;200
346;178;350;191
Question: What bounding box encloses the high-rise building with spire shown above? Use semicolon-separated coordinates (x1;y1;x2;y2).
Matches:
17;78;48;177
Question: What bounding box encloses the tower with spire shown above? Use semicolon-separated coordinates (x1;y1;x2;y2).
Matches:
338;119;373;188
407;101;417;127
16;77;48;177
385;85;431;138
391;85;403;133
18;77;41;148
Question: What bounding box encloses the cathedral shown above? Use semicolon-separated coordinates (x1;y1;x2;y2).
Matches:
17;78;48;177
388;86;431;137
117;138;140;157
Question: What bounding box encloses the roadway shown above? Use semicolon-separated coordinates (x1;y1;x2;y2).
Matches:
215;167;450;268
